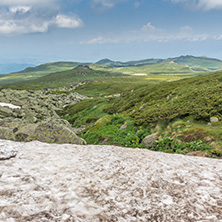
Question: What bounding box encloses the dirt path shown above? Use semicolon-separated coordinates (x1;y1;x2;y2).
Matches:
0;139;222;221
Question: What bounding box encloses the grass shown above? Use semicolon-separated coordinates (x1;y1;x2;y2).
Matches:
0;62;81;86
57;71;222;158
1;58;222;158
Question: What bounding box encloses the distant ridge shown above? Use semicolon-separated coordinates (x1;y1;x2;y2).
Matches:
0;63;34;75
96;55;222;70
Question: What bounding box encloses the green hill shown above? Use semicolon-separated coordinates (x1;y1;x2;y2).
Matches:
60;71;222;157
8;66;127;89
0;61;83;86
96;55;222;70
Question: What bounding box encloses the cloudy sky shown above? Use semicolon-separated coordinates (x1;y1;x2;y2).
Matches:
1;0;222;64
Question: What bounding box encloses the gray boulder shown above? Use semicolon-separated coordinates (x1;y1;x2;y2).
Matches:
26;119;86;145
0;127;15;141
142;133;158;148
210;117;219;123
0;106;13;118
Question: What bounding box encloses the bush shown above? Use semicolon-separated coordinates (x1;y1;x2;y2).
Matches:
151;137;211;154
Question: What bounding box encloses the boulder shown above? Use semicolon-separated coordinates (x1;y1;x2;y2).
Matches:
0;127;15;141
210;117;219;123
0;106;13;118
142;133;158;148
15;124;38;142
26;119;86;145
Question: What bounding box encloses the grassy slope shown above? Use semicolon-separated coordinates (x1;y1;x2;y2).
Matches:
96;55;222;70
105;71;222;124
60;71;222;157
1;57;216;87
90;62;210;77
0;62;82;85
4;68;132;89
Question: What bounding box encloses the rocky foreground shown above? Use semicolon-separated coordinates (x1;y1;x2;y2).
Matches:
0;139;221;221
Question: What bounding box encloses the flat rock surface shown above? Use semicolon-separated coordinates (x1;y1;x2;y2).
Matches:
0;139;222;221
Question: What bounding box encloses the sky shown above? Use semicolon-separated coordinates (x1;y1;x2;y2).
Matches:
1;0;222;64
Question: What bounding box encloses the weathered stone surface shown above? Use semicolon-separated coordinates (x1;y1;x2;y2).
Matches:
210;117;219;123
0;127;15;141
0;106;13;118
0;140;222;221
27;119;86;145
142;133;158;148
0;86;88;144
15;124;38;142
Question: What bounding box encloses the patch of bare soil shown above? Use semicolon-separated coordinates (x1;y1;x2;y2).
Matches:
0;139;222;221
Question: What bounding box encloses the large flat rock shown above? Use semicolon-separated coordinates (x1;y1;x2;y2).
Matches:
0;139;221;221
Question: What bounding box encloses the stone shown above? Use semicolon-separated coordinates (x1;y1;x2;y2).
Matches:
210;117;219;123
15;124;38;142
0;106;13;118
142;133;158;148
139;104;146;110
167;94;173;100
120;122;127;130
0;147;17;160
27;119;86;145
0;127;15;141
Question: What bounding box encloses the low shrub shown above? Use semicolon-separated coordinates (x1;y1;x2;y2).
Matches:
151;137;211;154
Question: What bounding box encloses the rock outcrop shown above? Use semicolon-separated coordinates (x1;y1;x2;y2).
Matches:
0;140;221;221
0;86;88;144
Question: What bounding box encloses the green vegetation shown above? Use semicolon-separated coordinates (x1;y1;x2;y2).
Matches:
105;72;222;125
58;70;222;158
2;56;222;158
0;62;82;86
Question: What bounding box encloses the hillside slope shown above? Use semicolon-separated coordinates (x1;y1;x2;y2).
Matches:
0;62;83;86
105;71;222;124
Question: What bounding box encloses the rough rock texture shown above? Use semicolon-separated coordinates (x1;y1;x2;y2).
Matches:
0;119;86;145
142;133;158;147
0;86;88;144
210;117;219;123
0;87;88;122
27;119;86;144
0;139;221;221
0;140;17;160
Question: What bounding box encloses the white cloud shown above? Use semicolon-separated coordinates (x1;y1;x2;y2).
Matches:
0;0;56;7
56;14;83;28
0;1;83;35
9;6;31;14
92;0;126;11
81;24;210;45
141;22;156;31
170;0;222;11
197;0;222;10
80;36;119;44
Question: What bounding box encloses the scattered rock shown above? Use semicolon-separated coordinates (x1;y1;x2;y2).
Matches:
139;104;146;110
120;122;127;130
210;117;219;123
101;137;110;144
142;133;158;148
167;93;173;100
0;86;88;144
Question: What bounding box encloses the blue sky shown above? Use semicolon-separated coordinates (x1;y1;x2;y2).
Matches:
1;0;222;64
